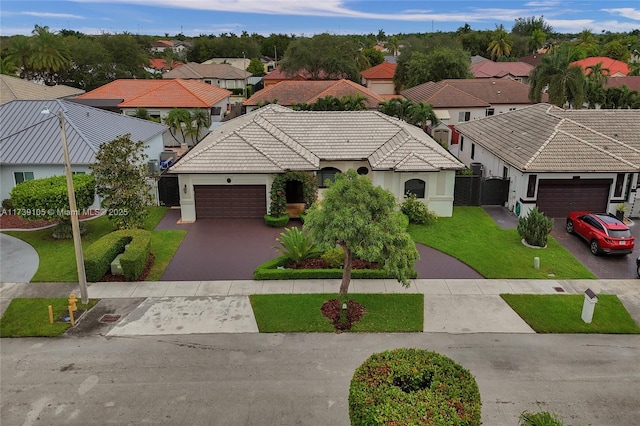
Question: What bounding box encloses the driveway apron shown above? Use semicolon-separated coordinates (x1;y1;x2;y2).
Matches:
0;233;39;283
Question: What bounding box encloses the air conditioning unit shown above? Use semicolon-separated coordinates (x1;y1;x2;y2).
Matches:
160;150;177;162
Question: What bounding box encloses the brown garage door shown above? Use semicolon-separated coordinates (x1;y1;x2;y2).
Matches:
194;185;266;218
536;179;611;218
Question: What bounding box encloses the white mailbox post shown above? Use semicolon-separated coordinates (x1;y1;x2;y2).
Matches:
581;288;598;324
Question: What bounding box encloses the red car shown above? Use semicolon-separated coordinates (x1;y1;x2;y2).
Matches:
566;211;634;255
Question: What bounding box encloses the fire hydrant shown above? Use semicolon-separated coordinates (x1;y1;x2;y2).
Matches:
68;293;78;312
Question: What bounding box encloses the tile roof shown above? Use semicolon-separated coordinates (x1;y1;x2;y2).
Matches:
0;99;167;165
262;67;342;81
77;79;231;108
470;61;534;78
604;76;640;92
162;62;250;80
149;58;184;71
1;75;84;104
402;79;541;107
170;104;463;174
243;79;385;109
455;103;640;172
360;62;396;79
571;57;630;76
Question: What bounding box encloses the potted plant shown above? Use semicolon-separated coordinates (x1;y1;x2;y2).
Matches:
615;203;626;221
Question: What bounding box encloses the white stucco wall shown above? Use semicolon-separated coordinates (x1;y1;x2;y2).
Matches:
365;80;395;95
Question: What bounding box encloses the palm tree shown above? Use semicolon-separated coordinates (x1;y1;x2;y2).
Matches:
163;108;192;143
408;102;439;129
386;36;400;57
341;93;368;111
487;24;512;60
584;62;610;108
529;29;546;53
186;109;211;144
7;35;34;79
528;43;586;108
0;56;18;76
30;25;71;83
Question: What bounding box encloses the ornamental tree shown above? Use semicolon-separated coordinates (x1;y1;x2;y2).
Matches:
303;169;419;295
90;134;153;229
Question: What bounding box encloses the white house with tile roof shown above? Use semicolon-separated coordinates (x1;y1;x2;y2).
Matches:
0;99;167;201
455;103;640;218
169;105;464;222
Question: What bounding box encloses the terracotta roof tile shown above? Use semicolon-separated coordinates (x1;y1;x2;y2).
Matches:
571;57;630;76
470;61;533;78
361;62;397;79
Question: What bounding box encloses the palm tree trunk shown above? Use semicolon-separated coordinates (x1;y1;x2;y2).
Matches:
338;242;352;296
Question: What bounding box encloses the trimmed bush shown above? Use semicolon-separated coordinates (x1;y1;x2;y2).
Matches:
322;246;344;268
2;198;13;211
84;229;151;281
401;194;437;225
398;212;409;230
349;348;481;426
264;213;290;227
517;206;554;247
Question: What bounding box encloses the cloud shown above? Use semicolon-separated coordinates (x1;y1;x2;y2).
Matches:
547;18;639;33
525;1;561;6
19;11;85;19
602;8;640;20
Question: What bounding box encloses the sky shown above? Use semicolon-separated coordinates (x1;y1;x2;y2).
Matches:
1;0;639;37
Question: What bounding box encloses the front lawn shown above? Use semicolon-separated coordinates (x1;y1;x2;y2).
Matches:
409;206;595;279
0;298;99;337
501;294;640;333
250;293;423;332
3;207;185;282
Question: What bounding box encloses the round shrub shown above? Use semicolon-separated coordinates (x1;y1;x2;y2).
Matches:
321;246;344;268
517;206;553;247
349;348;481;426
264;213;290;227
401;194;437;225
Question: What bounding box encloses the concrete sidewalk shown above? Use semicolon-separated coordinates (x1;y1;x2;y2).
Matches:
1;279;639;336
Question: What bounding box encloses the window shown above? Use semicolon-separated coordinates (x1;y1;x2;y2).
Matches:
211;106;222;117
509;107;517;111
458;111;471;122
317;167;341;188
471;144;475;160
404;179;426;198
614;173;625;198
356;166;369;175
204;79;213;85
526;175;537;198
72;171;86;175
502;167;508;179
460;136;464;152
485;108;495;117
14;172;34;184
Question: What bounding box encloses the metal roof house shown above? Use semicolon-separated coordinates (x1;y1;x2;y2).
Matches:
0;99;167;201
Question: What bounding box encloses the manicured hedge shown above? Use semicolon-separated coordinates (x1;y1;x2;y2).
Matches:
264;213;290;227
253;256;415;280
84;229;151;281
349;348;481;426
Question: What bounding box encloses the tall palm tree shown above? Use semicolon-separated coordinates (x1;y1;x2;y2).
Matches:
30;25;71;83
7;35;34;79
408;102;439;129
529;29;546;53
386;36;400;57
186;109;211;144
487;24;512;60
584;62;610;108
529;43;586;108
341;93;368;111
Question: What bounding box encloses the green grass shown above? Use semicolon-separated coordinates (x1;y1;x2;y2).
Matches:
250;293;424;332
0;298;99;337
408;206;595;279
2;207;184;282
501;294;640;334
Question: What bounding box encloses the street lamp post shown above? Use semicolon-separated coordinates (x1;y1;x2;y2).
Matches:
242;51;247;99
44;109;89;303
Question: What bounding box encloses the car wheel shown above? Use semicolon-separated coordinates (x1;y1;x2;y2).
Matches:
566;220;574;234
590;240;600;256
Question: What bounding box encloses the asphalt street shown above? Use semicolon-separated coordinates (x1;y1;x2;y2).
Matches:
2;333;639;425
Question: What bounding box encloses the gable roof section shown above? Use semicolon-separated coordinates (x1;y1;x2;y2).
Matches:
402;79;540;107
170;104;463;174
1;75;84;104
470;61;534;78
162;62;250;80
77;79;231;108
571;57;630;76
360;62;397;79
0;99;167;165
604;76;640;92
455;103;640;172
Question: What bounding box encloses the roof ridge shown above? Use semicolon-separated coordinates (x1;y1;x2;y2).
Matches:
253;114;318;167
370;131;411;167
561;115;640;154
178;79;215;106
116;79;173;106
1;75;19;99
443;83;490;105
235;131;287;171
556;128;640;168
524;117;561;169
394;152;434;170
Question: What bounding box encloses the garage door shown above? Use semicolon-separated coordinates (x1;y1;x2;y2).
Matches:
536;179;611;218
194;185;266;218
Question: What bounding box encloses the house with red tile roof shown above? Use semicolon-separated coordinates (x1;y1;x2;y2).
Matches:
242;79;386;113
401;79;546;153
262;67;343;88
571;57;630;77
75;79;232;146
148;58;183;73
360;61;397;96
151;40;174;53
605;76;640;92
470;60;534;84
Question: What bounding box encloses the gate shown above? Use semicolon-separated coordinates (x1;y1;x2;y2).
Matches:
158;175;180;207
481;177;510;206
454;175;509;206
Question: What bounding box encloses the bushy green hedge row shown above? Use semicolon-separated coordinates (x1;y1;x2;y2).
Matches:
84;229;151;281
349;348;481;425
264;213;290;227
10;175;95;221
253;256;412;280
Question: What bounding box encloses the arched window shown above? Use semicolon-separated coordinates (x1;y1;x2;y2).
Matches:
317;167;341;188
404;179;426;198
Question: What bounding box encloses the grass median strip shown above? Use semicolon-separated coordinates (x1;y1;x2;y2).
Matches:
250;293;423;332
501;294;640;334
0;298;99;337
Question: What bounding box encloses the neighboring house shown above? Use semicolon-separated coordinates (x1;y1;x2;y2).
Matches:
262;67;342;88
571;57;631;77
242;79;386;113
162;62;251;92
455;103;640;218
401;78;546;154
74;79;232;146
150;40;174;53
471;55;489;64
0;99;167;201
604;76;640;92
360;61;397;96
470;60;534;84
202;57;250;71
169;104;464;222
148;58;183;74
1;75;84;104
519;53;545;67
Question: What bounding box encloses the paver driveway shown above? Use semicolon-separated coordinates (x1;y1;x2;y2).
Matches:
157;209;481;281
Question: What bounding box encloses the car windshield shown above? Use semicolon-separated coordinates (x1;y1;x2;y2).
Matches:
609;229;631;238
